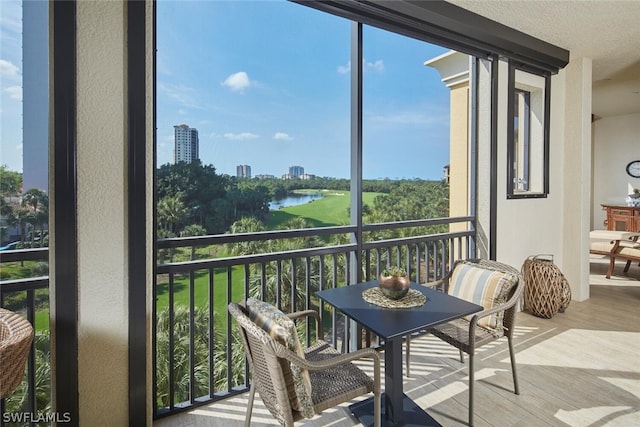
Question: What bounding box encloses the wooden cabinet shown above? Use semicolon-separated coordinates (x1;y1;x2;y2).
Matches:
602;204;640;232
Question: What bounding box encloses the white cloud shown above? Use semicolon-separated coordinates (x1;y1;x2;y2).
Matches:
5;85;22;101
365;59;384;73
0;59;20;79
337;62;350;74
222;71;252;93
224;132;259;141
273;132;293;141
337;59;384;75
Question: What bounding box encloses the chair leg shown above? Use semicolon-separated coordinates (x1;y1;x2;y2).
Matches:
624;260;632;273
245;381;256;427
468;353;474;426
508;336;520;395
405;335;411;377
459;349;465;363
374;386;381;427
607;256;615;278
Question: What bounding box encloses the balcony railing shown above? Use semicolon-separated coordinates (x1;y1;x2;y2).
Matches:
0;218;477;421
0;247;49;427
154;217;476;418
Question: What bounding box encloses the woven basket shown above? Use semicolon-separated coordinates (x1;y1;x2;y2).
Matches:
522;255;571;319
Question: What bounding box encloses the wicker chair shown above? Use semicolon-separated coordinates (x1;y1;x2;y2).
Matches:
405;259;524;426
0;308;34;399
228;301;381;427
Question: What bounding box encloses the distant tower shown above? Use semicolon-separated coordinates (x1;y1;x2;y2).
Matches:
173;124;199;164
22;1;49;192
236;164;251;178
289;165;304;178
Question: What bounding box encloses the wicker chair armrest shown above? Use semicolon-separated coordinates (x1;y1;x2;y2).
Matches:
274;341;381;375
286;310;322;341
419;277;446;290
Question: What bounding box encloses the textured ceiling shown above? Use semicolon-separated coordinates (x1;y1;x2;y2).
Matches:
448;0;640;117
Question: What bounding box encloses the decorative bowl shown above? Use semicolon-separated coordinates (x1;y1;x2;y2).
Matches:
378;274;410;300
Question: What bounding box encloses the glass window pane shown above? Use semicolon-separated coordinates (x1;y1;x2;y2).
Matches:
508;66;548;198
362;25;450;226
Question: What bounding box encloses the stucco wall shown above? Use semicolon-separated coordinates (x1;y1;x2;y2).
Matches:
491;58;592;302
76;1;129;424
592;113;640;229
493;61;565;276
449;83;470;226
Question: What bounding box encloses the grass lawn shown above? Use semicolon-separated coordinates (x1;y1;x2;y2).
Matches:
155;267;246;315
267;190;381;229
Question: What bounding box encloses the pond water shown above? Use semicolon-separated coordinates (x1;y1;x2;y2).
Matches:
269;192;324;209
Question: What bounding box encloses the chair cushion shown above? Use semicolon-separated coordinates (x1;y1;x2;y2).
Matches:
590;240;640;253
246;298;314;418
448;262;518;330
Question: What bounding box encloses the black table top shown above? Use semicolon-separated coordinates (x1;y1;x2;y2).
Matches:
316;280;483;340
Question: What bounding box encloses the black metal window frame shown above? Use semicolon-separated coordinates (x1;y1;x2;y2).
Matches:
506;61;551;199
52;1;79;425
291;0;569;75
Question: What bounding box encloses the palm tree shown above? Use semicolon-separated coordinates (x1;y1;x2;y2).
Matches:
157;195;187;235
12;207;31;245
226;217;266;256
180;224;207;260
20;188;49;246
247;218;325;312
155;306;245;407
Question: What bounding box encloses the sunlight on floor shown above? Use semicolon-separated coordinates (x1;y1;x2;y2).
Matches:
516;329;640;371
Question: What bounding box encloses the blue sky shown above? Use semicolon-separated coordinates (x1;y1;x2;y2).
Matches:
1;1;451;181
0;1;22;173
156;1;451;180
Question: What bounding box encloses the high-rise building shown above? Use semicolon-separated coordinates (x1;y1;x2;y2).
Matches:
289;165;304;178
22;1;49;193
236;164;251;178
173;124;199;164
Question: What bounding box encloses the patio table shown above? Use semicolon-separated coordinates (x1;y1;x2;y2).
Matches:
316;280;483;427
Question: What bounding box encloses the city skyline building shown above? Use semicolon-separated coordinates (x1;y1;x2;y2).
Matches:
236;164;251;178
288;165;304;178
22;1;49;192
173;124;199;164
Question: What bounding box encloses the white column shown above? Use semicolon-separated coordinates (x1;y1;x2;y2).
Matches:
561;57;592;301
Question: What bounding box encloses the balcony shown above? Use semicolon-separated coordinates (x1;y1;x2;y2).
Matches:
153;217;475;417
1;226;638;426
153;256;640;426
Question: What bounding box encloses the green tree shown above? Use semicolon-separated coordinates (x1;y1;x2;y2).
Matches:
180;224;207;260
157;195;188;235
155;306;245;407
0;166;22;198
226;217;266;256
21;188;49;247
247;218;325;312
157;161;230;232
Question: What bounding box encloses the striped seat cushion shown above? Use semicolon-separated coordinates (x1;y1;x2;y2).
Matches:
448;262;518;331
246;298;314;418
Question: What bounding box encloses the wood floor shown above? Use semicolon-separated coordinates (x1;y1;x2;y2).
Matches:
155;256;640;427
